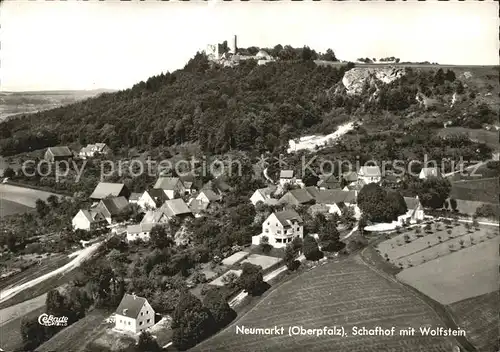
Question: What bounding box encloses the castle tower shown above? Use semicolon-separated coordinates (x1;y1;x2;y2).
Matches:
229;35;237;54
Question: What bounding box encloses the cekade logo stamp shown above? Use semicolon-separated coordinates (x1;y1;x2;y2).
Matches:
38;313;69;327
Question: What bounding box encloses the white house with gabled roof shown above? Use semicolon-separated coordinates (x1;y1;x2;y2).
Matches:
115;293;155;334
253;210;303;248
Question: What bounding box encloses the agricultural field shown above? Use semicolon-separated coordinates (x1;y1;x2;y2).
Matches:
0;305;45;351
192;257;456;352
0;183;61;208
37;309;112;352
0;198;33;217
438;127;499;151
448;291;499;352
396;237;498;305
450;177;499;204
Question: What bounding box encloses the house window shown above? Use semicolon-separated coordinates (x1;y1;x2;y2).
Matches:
128;321;131;325
276;238;282;243
141;312;143;316
265;229;269;233
277;230;281;234
147;319;151;323
140;321;143;325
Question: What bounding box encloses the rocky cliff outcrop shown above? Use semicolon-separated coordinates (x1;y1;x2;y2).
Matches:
342;67;405;95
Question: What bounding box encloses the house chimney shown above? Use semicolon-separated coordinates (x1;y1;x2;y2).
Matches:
123;308;128;315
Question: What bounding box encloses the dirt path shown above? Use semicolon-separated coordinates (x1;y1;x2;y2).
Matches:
0;242;100;303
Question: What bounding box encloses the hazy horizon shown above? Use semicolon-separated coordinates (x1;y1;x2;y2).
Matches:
1;1;498;92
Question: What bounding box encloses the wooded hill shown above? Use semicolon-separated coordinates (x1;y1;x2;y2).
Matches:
0;51;497;159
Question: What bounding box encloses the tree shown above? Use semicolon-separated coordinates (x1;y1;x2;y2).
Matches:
471;219;479;230
283;242;300;270
302;169;319;187
137;331;161;352
318;220;345;253
449;198;458;212
35;199;50;218
418;177;451;209
46;289;68;317
259;235;272;254
237;263;265;296
171;290;215;351
3;166;15;178
20;316;48;350
149;225;174;249
47;195;59;208
303;235;323;261
358;184;406;222
475;203;498;219
202;288;236;328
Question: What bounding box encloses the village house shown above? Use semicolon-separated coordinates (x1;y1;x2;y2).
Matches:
358;166;382;184
195;189;222;204
279;170;295;187
312;190;349;216
316;174;342;190
44;146;73;163
250;186;278;206
201;176;232;195
137;189;169;210
72;209;107;231
79;143;111;159
341;171;358;187
90;182;131;202
115;294;155;334
278;188;317;207
126;223;154;242
187;198;211;217
398;196;425;225
161;198;193;220
94;196;130;224
128;192;142;205
253;210;304;248
419;167;442;179
154;177;186;199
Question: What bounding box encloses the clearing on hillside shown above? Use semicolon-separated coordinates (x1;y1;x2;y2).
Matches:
192;257;455;352
448;291;499;352
396;236;499;305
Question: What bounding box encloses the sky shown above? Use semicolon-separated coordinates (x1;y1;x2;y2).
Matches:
1;0;498;92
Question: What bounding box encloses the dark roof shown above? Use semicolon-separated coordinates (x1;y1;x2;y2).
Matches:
90;182;127;200
342;171;358;182
145;189;169;206
78;209;105;223
304;186;320;198
47;146;72;157
99;196;129;215
198;189;222;202
317;174;341;189
115;294;149;318
189;199;210;214
154;177;181;190
315;190;357;204
280;189;315;205
273;210;303;227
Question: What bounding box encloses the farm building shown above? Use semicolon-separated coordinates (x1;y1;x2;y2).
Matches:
115;294;155;334
72;209;107;231
278;188;316;207
90;182;130;201
154;177;186;199
79;143;111;159
397;196;425;225
196;189;222;204
317;174;342;190
160;198;193;220
126;223;154;242
250;186;278;206
44;146;73;162
137;189;169;210
94;196;129;224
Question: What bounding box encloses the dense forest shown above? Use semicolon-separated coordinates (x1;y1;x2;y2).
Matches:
0;48;497;160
